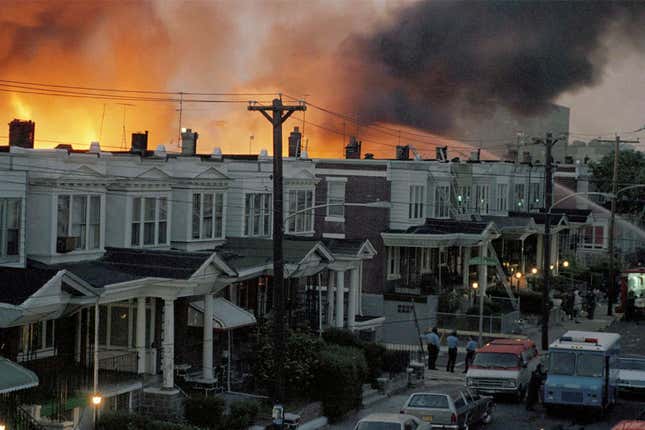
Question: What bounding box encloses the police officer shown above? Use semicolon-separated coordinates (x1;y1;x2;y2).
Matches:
464;336;478;373
446;331;459;373
420;327;440;370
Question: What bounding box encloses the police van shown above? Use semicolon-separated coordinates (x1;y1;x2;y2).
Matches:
544;331;621;411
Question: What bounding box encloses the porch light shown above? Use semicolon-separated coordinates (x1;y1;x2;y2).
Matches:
91;395;102;406
0;423;5;430
550;264;555;270
531;267;538;275
562;260;570;268
515;272;522;279
472;282;479;290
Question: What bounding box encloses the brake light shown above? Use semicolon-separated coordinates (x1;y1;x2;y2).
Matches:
451;413;457;424
585;338;598;344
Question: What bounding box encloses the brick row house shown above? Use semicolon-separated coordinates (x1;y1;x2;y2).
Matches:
0;124;595;426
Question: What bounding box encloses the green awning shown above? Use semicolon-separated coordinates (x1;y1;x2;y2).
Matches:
469;256;499;266
0;356;39;394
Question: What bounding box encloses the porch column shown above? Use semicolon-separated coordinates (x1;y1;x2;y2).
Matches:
335;270;345;328
347;268;359;331
202;293;215;381
75;311;82;363
162;298;175;389
536;234;544;268
136;297;147;374
326;272;335;326
550;232;559;274
462;247;471;289
478;242;488;346
521;238;526;275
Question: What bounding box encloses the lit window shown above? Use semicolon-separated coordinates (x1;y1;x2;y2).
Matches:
475;184;489;214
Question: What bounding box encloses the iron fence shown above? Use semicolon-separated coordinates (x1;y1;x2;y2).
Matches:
0;393;46;430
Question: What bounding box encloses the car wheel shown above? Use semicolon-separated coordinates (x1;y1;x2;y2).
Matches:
516;387;525;403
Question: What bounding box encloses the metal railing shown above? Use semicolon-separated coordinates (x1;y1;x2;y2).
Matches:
0;395;46;430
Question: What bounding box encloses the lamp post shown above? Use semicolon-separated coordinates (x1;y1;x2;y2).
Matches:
92;394;102;430
514;272;523;293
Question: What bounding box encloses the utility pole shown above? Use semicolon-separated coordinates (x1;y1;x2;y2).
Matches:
178;92;184;149
248;98;306;404
596;135;639;316
537;132;558;350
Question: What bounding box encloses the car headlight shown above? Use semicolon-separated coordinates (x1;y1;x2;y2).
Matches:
505;379;517;388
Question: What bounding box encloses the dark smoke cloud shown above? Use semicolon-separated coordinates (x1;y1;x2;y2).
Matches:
346;1;645;133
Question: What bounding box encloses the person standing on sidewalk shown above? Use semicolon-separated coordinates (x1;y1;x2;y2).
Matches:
464;336;477;373
420;327;440;370
446;331;459;373
573;290;583;323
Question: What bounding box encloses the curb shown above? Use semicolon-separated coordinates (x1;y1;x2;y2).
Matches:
297;416;329;430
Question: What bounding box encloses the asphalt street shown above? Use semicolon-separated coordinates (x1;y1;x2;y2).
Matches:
329;320;645;430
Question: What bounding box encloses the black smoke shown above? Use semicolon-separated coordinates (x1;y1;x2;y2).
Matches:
347;1;645;133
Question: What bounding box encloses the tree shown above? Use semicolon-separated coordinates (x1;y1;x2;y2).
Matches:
589;149;645;217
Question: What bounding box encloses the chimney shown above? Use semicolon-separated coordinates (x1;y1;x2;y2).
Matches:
9;119;35;148
364;153;374;159
396;145;410;160
436;146;447;161
88;141;101;154
154;144;167;157
288;126;302;158
212;147;223;160
181;128;198;155
130;131;149;154
523;152;533;163
345;136;361;159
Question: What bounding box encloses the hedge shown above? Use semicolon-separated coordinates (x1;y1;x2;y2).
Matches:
225;400;260;430
382;350;410;376
314;344;367;422
323;328;388;384
184;396;225;429
98;412;197;430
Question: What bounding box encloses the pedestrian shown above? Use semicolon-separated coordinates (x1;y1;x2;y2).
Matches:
464;336;477;373
420;327;440;370
446;330;458;373
586;290;596;320
573;290;583;323
526;363;546;411
625;290;636;322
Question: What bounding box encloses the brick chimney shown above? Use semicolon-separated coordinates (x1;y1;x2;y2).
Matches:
288;126;302;158
436;146;447;161
181;128;198;155
396;145;410;160
345;136;361;159
9;119;35;148
130;131;148;154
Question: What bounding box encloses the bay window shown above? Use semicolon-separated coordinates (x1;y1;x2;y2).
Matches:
475;184;490;214
57;194;101;251
434;185;449;218
0;198;21;260
244;193;272;237
409;185;425;219
192;192;225;240
131;196;169;247
287;189;314;234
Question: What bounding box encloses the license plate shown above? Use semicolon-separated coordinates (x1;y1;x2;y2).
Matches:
422;415;432;422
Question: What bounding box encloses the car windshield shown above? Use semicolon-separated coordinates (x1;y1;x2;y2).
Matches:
472;352;519;368
356;423;400;430
619;359;645;371
407;394;449;409
577;354;604;377
549;351;576;375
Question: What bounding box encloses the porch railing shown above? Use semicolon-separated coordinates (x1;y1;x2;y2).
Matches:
0;394;46;430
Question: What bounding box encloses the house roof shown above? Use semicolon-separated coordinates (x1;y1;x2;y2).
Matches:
397;218;491;235
549;208;592;224
509;211;567;225
51;247;213;288
382;219;499;248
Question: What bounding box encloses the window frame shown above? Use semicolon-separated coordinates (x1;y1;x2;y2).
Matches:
191;191;226;241
243;193;272;237
434;185;450;218
286;188;315;234
496;183;508;214
0;198;21;261
408;185;425;220
387;246;401;280
130;195;170;247
325;177;347;221
99;300;153;350
475;184;490;214
17;320;56;362
57;194;102;252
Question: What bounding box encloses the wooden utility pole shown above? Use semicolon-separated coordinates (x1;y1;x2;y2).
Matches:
248;98;306;403
596;135;639;316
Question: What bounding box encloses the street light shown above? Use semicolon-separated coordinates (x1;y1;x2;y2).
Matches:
92;394;102;430
514;272;522;292
562;260;570;268
531;267;538;275
472;281;479;290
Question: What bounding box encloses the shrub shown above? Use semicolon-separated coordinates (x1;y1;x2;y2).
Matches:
98;412;197;430
322;328;363;349
438;290;461;313
382;350;410;376
225;400;260;430
314;344;367;422
363;342;386;383
184;396;225;429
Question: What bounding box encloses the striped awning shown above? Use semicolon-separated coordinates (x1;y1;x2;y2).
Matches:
0;356;39;394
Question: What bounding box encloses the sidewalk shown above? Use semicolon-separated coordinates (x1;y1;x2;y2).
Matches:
523;304;617;351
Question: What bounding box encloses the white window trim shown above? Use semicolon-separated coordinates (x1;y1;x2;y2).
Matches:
192;191;226;241
325;177;347;223
130;195;170;248
286;188;315;235
0;198;21;262
496;183;509;214
57;194;102;253
100;301;152;350
16;320;56;362
243;192;272;237
409;184;425;220
433;184;450;218
387;246;401;280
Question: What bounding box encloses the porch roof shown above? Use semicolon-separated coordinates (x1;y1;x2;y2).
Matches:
477;215;538;241
508;211;570;233
0;356;39;394
190;297;257;330
0;264;59;305
550;208;592;224
322;238;377;259
381;218;500;248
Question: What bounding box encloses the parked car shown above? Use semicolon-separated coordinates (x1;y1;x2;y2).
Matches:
617;355;645;392
466;338;539;400
401;388;494;429
354;413;430;430
612;421;645;430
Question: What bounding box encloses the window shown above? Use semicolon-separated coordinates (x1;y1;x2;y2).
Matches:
577;354;604;377
98;301;152;349
17;320;55;360
409;185;425;219
244;193;272;236
582;225;605;249
407;394;449;409
0;198;21;260
192;192;225;240
434;185;449;218
287;189;314;233
496;183;508;213
475;184;489;214
397;304;413;313
530;182;542;210
514;183;525;209
457;186;471;215
549;351;576;375
57;194;101;251
326;179;346;218
387;247;400;278
130;196;169;247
